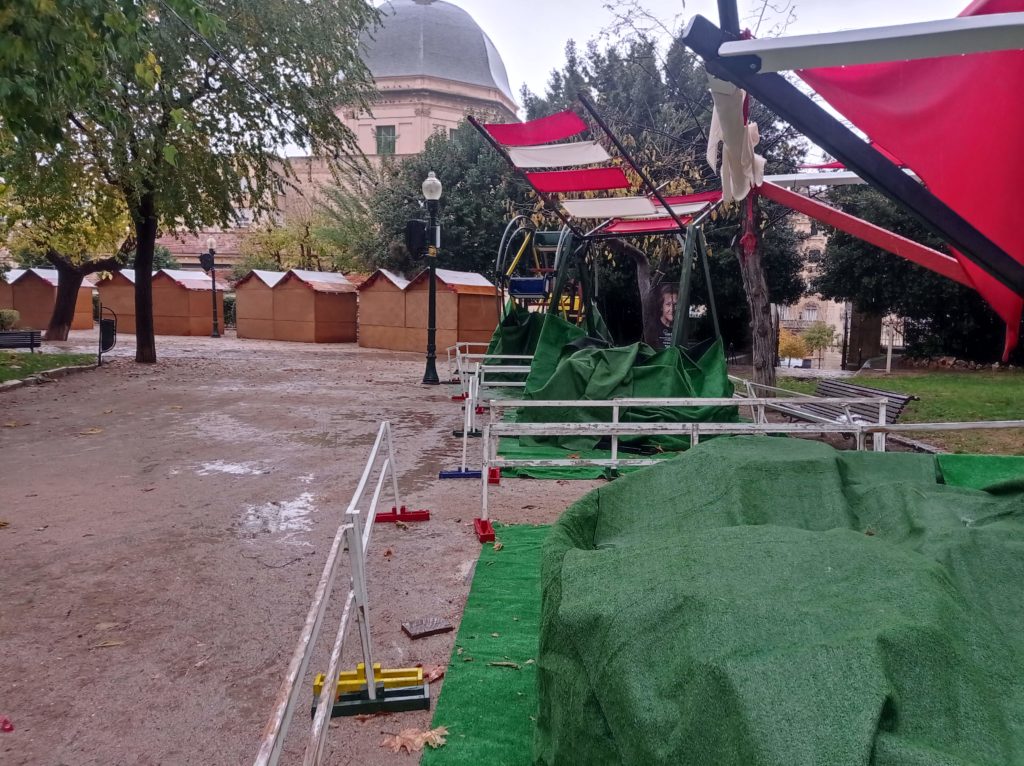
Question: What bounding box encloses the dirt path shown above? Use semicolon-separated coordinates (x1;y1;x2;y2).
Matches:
0;332;598;765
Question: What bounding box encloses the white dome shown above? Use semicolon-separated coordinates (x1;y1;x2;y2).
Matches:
364;0;515;102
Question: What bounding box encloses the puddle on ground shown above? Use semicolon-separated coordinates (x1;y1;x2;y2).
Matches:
237;492;315;545
196;460;268;476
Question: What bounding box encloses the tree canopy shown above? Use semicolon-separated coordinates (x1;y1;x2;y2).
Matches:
814;186;1013;362
1;0;379;360
317;122;531;278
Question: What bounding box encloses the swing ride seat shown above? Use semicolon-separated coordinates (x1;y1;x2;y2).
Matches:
509;276;549;299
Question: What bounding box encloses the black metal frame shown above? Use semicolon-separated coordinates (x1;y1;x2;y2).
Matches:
682;13;1024;296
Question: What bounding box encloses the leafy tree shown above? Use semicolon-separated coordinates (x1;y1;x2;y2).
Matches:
0;158;128;338
318;122;531;278
802;320;836;368
814;186;1013;362
520;34;805;372
778;328;808;362
0;0;378;362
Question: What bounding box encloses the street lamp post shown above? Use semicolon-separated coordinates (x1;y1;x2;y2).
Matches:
205;236;220;338
421;172;442;385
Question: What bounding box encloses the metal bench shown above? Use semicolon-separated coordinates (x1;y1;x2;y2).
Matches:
811;379;916;424
0;330;42;353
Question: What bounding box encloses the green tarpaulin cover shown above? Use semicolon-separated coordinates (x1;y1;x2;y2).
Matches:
537;437;1024;766
501;312;738;454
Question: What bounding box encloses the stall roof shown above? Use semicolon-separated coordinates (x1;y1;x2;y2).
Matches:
235;269;287;289
9;267;98;287
357;269;411;291
159;269;228;290
284;270;357;293
2;268;25;284
408;268;497;295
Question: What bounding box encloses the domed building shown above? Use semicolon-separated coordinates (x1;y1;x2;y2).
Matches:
343;0;518;157
162;0;517;267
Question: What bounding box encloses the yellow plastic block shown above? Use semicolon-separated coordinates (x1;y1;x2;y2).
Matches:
313;663;424;699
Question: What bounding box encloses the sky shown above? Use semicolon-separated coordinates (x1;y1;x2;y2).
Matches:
419;0;969;102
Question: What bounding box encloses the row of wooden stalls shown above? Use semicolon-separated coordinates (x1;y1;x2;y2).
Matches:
356;268;499;352
237;266;499;349
2;265;500;347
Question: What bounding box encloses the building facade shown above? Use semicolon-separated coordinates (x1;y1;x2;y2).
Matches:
161;0;517;270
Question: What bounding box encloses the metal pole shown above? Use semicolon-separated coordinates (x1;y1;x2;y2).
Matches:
422;199;440;385
718;0;741;34
210;253;220;338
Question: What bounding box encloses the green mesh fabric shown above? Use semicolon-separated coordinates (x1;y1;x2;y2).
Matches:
536;437;1024;766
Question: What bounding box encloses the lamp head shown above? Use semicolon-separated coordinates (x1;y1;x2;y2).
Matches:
422;171;442;201
206;236;217;251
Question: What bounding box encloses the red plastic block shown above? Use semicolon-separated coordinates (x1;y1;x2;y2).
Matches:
1;717;13;733
487;467;501;485
474;518;495;543
375;505;430;523
451;393;467;401
475;405;485;415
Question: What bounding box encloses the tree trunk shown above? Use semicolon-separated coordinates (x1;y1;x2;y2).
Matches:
606;239;656;345
45;265;86;342
133;193;159;363
737;195;777;389
44;251;124;341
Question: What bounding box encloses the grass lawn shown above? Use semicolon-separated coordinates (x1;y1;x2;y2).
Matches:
778;372;1024;455
0;351;95;383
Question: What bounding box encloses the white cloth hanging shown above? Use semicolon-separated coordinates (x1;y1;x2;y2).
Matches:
705;75;766;203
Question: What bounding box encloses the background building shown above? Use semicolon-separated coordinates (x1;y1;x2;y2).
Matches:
162;0;517;270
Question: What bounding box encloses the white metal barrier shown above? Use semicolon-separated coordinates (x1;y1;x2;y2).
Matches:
476;397;1024;523
254;421;410;766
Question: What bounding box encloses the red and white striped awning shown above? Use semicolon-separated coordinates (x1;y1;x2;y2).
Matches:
479;111;721;236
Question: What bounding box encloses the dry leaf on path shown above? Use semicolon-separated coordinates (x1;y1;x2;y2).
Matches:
493;541;504;552
3;422;22;428
380;726;448;753
488;661;520;670
0;521;8;529
90;639;126;649
420;664;446;683
79;427;104;436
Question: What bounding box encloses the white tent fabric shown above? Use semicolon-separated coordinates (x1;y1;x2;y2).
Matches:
507;140;611;169
560;196;658;219
706;76;765;203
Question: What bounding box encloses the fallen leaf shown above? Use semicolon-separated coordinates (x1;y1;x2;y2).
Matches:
490;632;500;638
488;661;520;670
90;639;125;649
395;521;409;531
102;409;114;415
169;405;183;410
79;427;104;436
493;541;504;552
420;664;446;683
383;548;393;558
456;647;463;656
567;453;580;459
381;726;448;753
525;658;535;665
0;521;8;529
3;422;21;428
95;622;120;631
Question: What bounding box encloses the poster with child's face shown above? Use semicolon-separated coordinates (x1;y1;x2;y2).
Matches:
646;282;678;350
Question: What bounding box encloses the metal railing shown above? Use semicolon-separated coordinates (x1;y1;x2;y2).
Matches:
254;422;402;766
477;397;1024;520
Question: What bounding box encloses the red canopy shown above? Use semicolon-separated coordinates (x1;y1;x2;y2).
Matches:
799;0;1024;356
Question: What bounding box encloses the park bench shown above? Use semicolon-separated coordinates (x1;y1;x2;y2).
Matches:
774;378;917;426
0;330;42;353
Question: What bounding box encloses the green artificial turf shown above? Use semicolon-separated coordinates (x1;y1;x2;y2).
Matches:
422;524;546;766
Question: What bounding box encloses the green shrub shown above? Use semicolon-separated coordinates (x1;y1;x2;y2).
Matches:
0;309;20;330
223;294;236;328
